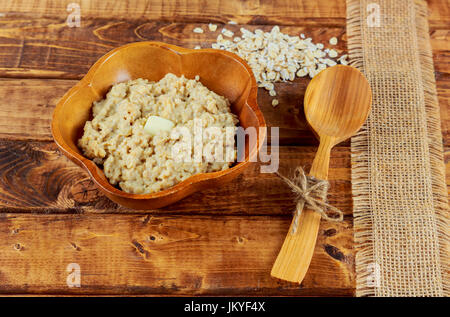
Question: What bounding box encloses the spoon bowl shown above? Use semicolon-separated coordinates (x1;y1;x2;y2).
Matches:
305;65;372;144
271;65;372;283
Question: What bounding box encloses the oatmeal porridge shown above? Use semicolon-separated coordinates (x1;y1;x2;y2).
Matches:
78;73;239;194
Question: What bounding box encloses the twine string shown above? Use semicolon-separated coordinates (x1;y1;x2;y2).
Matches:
276;167;343;234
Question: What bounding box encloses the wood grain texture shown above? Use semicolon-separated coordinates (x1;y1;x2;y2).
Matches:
0;140;353;215
0;0;448;296
0;18;345;79
0;16;447;144
0;78;315;145
0;16;447;79
0;75;448;146
2;0;347;26
0;213;353;295
2;0;448;28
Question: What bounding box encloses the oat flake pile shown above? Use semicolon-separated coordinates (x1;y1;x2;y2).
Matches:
194;24;348;107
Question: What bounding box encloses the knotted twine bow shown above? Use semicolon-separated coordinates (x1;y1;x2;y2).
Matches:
276;167;343;234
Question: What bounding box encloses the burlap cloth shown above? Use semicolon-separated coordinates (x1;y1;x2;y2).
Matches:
347;0;449;296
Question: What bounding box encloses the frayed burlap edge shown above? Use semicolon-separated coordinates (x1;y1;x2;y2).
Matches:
414;0;449;297
347;0;449;297
346;0;373;297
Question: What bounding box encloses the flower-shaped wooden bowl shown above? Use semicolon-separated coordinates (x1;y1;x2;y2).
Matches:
51;42;266;209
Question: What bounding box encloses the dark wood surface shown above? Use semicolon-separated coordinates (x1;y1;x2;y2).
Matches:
0;0;448;296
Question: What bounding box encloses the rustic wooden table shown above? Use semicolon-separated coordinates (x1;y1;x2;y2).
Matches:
0;0;448;296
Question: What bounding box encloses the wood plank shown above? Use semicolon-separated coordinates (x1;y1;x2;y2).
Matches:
0;78;319;145
0;17;448;79
0;83;440;214
0;18;349;79
0;79;66;141
0;20;349;145
0;18;447;145
0;70;448;146
0;213;354;295
2;0;448;28
437;72;450;140
0;140;353;215
2;0;347;26
427;0;450;29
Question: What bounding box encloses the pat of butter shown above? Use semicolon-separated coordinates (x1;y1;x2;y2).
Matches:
144;116;175;136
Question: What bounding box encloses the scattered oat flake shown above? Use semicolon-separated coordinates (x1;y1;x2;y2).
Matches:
296;68;308;77
272;99;279;107
208;23;218;32
329;37;338;45
193;27;204;34
209;25;344;99
338;54;349;65
324;58;336;66
328;49;338;58
222;28;234;37
265;83;274;91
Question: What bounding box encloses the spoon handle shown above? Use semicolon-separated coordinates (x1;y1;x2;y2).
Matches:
271;136;334;283
309;136;333;180
271;210;321;283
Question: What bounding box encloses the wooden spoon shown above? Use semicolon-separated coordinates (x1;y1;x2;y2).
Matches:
271;65;372;283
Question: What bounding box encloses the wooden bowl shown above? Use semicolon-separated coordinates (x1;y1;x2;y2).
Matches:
51;42;266;209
